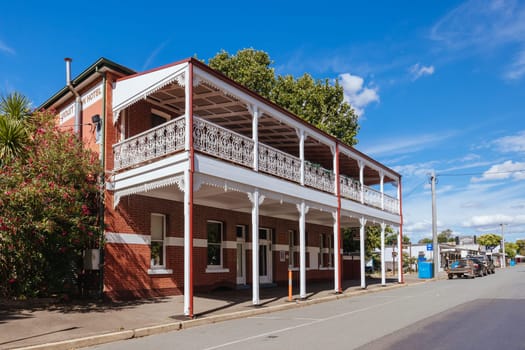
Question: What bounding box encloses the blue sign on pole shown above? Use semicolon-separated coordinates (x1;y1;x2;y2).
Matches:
426;243;433;251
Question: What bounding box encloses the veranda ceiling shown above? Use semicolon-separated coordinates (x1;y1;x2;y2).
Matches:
112;60;398;186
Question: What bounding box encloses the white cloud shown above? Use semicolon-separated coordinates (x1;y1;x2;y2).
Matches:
430;0;525;49
392;161;439;177
504;48;525;80
471;160;525;182
339;73;379;116
462;214;525;228
142;40;170;70
494;130;525;153
360;130;457;157
409;63;435;80
0;40;15;55
430;0;525;81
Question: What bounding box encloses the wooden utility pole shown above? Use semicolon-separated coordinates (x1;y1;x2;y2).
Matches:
430;171;438;278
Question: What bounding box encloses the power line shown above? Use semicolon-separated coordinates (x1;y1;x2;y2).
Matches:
403;179;428;198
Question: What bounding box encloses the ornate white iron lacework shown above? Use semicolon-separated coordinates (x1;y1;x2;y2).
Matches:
383;194;400;215
258;143;301;183
340;175;361;202
304;161;335;193
193;117;254;167
363;186;382;209
113;116;185;170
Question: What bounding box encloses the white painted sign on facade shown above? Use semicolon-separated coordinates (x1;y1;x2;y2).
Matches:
59;83;103;124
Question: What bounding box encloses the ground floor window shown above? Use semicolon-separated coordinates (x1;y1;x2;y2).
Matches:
207;221;223;267
328;234;333;267
319;233;325;268
150;213;166;268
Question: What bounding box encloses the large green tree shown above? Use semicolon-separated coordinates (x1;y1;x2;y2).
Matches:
437;229;455;243
208;48;359;145
0;107;102;298
478;233;502;251
505;242;518;259
516;239;525;255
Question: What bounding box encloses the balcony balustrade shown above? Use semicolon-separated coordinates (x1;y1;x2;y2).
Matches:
340;175;361;202
112;116;399;214
305;161;335;193
193;117;254;167
113;116;185;170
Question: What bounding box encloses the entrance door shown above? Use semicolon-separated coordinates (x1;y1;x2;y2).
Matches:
236;225;246;285
259;228;272;284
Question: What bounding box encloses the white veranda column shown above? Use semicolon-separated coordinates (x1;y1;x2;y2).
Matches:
360;216;367;289
380;222;386;286
249;189;264;305
183;169;191;315
333;212;341;292
397;227;402;283
183;66;192;316
298;201;309;298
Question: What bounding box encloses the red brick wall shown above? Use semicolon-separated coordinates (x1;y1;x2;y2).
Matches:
104;194;339;299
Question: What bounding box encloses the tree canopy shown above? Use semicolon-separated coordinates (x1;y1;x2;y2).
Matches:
1;102;102;298
478;233;502;251
208;48;360;145
437;229;455;243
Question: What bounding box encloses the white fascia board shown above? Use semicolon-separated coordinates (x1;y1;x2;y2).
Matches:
113;62;187;114
195;154;337;209
194;67;335;148
112;153;189;191
340;197;400;225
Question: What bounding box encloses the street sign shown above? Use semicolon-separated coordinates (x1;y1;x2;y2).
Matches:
426;243;433;251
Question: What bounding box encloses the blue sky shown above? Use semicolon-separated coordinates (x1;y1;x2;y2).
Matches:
1;0;524;242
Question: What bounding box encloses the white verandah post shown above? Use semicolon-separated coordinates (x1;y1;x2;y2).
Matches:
381;222;386;286
360;216;367;289
298;201;309;299
398;226;403;283
250;189;264;305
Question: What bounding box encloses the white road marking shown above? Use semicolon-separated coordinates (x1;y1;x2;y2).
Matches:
202;296;413;350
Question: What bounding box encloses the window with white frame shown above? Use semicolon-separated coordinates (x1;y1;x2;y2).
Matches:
150;214;166;268
328;235;333;267
207;221;223;267
319;234;324;268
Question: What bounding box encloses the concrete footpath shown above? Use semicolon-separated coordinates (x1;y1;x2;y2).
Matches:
0;274;432;350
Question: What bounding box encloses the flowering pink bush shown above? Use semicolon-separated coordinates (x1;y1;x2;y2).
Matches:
0;111;102;298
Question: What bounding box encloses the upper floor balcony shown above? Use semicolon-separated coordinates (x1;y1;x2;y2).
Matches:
110;59;400;216
112;115;400;215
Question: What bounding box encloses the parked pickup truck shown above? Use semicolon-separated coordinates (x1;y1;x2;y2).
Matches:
446;258;481;279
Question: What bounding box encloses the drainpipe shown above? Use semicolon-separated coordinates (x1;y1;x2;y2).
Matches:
97;69;107;298
65;58;82;138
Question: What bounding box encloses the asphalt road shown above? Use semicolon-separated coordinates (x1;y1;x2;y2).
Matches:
90;266;525;350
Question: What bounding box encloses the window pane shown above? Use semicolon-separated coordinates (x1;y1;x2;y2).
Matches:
236;225;245;239
151;241;163;266
151;215;164;241
259;228;267;240
207;222;222;243
208;244;221;265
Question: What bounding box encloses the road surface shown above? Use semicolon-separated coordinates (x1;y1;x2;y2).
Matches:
90;266;525;350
